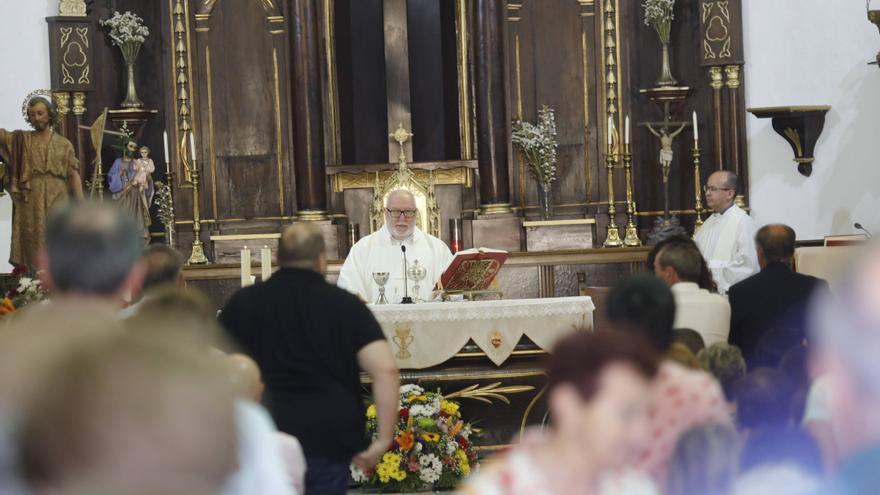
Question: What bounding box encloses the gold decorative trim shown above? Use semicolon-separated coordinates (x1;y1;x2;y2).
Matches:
456;0;472;160
273;48;285;213
59;0;87;16
295;210;330;221
580;5;593;207
783;128;804;157
725;64;741;89
709;66;724;89
71;92;85;116
324;0;342;166
392;326;414;360
523;218;597;227
480;203;514;215
331;167;472;192
445;382;534;405
209;233;281;241
745;105;832;113
205;45;218;218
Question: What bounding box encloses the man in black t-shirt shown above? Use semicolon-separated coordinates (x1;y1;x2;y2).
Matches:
220;223;399;495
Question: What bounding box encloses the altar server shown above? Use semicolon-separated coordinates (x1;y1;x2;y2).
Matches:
337;190;453;303
693;171;758;295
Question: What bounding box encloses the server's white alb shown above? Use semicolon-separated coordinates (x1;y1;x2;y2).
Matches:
693;204;758;294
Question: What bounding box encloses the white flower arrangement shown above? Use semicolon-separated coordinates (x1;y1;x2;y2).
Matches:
643;0;676;43
101;11;150;63
418;453;443;484
511;105;558;192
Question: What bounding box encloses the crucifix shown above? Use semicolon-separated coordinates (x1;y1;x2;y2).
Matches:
642;99;690;242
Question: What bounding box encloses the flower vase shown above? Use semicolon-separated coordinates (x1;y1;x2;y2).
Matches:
537;184;554;221
119;43;144;108
655;41;678;87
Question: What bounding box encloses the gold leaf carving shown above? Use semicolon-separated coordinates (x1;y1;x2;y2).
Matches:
706;16;728;42
704;39;716;60
61;65;74;84
76;27;89;47
702;2;714;23
392;326;414;360
78;65;90;84
720;37;732;58
445;382;535;405
718;1;730;21
783;128;804;157
60;27;71;47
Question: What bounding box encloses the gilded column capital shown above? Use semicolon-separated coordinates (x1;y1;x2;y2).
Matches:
725;65;742;89
709;66;724;89
53;92;70;116
72;92;86;116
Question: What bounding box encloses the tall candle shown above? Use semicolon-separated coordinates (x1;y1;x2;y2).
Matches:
240;247;251;287
190;133;196;161
624;115;631;145
607;116;613;146
693;111;699;141
261;246;272;281
163;131;169;173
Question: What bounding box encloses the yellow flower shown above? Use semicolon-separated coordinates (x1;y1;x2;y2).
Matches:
421;432;441;442
366;404;377;419
407;394;428;403
376;463;392;483
455;449;470;476
440;400;460;417
382;452;402;465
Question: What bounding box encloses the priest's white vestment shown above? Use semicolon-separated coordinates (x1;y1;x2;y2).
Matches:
693;204;759;295
337;225;453;303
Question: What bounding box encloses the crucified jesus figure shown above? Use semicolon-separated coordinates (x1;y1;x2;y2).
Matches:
646;122;687;181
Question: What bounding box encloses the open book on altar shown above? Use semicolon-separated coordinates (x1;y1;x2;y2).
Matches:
438;248;508;291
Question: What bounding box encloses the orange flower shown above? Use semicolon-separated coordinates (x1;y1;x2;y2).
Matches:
396;431;414;451
0;298;16;316
449;420;463;437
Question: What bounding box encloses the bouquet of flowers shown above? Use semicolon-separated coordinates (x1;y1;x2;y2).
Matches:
101;11;150;63
351;384;478;491
0;267;49;316
154;181;175;227
511;105;558;192
643;0;676;43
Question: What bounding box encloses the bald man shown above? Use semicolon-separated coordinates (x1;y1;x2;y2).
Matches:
219;223;399;494
226;354;306;495
693;171;758;294
337;190;453;303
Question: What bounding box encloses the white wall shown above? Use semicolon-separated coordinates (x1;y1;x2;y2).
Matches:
0;0;55;271
744;0;880;239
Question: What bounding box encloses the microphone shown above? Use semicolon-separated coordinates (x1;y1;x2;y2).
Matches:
400;245;413;304
854;222;873;238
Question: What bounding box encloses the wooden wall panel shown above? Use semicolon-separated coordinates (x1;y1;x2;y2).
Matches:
508;0;601;218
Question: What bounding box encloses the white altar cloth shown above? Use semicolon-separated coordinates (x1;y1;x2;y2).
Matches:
368;296;595;369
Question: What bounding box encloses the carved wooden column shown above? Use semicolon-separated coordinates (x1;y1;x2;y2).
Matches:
291;0;328;220
472;0;511;214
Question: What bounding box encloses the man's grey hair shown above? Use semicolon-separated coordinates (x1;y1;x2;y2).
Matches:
697;342;747;399
385;189;415;207
46;202;141;295
277;222;324;269
141;245;185;292
755;224;796;264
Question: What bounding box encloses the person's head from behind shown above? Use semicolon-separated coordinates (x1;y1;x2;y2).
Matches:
384;189;418;240
673;328;706;355
666;343;700;370
606;274;676;351
731;368;795;431
226;353;264;402
40;202;143;302
654;239;706;288
140;244;186;294
546;329;659;470
278;222;326;274
811;245;880;456
19;332;237;494
704;170;738;213
755;224;796;269
665;423;741;495
126;287;224;350
697;343;747;401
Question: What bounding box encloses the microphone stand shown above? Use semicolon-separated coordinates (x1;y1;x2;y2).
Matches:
400;245;413;304
855;222;873;238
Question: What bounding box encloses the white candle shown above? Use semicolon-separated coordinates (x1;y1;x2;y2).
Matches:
240;247;251;287
163;131;169;162
190;133;196;161
693;111;699;141
625;115;631;145
261;246;272;281
607;116;613;146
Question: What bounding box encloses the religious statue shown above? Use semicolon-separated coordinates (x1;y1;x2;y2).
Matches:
108;140;153;243
646;122;686;180
0;94;83;268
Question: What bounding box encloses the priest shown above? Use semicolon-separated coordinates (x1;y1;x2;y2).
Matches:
694;171;758;295
337;190;453;303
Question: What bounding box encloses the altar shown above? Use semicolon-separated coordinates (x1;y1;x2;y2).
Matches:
365;296;593;451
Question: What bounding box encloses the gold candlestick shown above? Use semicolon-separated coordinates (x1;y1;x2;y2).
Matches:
603;145;623;248
164;166;177;248
693;141;704;229
187;163;208;264
622;143;641;246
